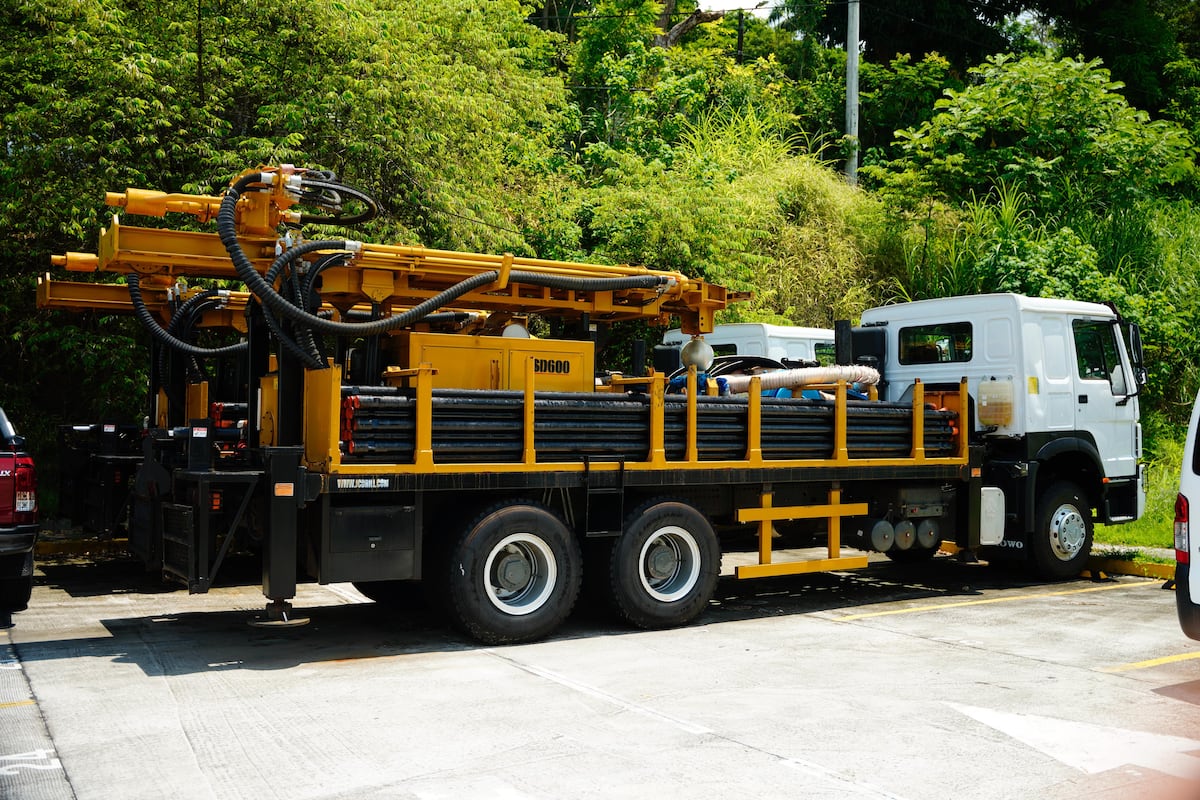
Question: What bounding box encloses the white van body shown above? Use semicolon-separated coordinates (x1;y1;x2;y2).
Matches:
663;323;834;364
1174;391;1200;640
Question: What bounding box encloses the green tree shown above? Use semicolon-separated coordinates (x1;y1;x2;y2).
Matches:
868;55;1194;218
859;53;960;166
0;0;576;501
1030;0;1180;110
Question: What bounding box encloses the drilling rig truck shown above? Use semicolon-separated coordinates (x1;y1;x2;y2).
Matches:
38;166;1147;644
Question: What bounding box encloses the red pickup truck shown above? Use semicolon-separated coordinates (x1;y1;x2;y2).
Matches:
0;406;37;628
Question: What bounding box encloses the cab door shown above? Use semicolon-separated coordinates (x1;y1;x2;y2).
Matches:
1070;318;1139;479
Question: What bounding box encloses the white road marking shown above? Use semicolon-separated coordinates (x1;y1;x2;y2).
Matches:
0;749;63;776
948;702;1200;779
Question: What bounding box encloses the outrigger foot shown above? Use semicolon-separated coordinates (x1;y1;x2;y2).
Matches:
248;599;310;628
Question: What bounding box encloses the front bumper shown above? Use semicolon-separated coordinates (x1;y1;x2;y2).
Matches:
0;523;38;556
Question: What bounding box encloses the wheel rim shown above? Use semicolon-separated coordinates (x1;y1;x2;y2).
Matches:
638;525;702;602
483;533;557;616
1048;503;1087;561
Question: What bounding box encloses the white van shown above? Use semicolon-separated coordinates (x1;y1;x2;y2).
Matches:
662;323;835;365
1175;392;1200;639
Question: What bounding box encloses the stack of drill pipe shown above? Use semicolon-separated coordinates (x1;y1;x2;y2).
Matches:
339;388;958;464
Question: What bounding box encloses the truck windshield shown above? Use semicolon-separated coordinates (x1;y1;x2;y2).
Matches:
898;323;972;365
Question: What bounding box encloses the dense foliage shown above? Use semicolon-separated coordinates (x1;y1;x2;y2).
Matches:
3;0;1200;524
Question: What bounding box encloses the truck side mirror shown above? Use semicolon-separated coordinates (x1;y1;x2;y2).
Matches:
1127;323;1147;386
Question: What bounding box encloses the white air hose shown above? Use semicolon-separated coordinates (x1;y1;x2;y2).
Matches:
721;365;881;394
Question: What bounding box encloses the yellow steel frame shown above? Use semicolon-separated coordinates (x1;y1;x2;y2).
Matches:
320;371;970;578
37;275;251;331
322;370;970;469
53;218;742;334
735;488;870;578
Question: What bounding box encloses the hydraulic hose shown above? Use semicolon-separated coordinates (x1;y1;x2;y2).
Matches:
296;178;379;226
272;248;326;367
302;251;352;302
157;289;222;411
218;172;673;340
164;290;226;381
128;274;248;358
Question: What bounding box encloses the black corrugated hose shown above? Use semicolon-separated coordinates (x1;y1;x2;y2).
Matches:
217;171;672;342
127;274;248;358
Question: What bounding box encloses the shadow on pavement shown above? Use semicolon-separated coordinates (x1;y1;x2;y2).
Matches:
11;552;1087;678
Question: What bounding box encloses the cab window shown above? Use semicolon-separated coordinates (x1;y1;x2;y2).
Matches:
898;322;972;365
1072;319;1127;394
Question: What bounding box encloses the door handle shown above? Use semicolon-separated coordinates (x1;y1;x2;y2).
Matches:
1078;395;1088;404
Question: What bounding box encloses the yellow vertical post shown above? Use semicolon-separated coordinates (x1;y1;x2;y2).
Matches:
649;373;666;467
911;379;926;460
758;488;774;565
745;376;762;464
686;366;699;463
414;363;435;469
185;381;210;422
827;488;843;558
523;357;537;465
835;380;849;462
958;377;970;460
156;388;169;428
303;360;342;471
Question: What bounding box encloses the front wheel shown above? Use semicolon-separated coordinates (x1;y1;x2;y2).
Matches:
609;500;720;629
444;502;581;644
1030;481;1093;580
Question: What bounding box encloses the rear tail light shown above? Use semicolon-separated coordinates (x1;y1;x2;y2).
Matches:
14;455;36;524
1176;493;1190;565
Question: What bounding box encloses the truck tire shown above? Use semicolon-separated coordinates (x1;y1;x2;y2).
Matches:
0;553;33;612
608;500;719;629
444;502;581;644
1030;481;1093;580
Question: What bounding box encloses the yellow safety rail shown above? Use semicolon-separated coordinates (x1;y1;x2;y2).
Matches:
320;371;971;578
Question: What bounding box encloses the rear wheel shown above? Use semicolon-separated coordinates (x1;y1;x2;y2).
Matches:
1030;481;1093;579
609;500;719;629
0;552;33;612
444;502;581;644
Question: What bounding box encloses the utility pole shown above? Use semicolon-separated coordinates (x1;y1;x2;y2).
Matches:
844;0;860;185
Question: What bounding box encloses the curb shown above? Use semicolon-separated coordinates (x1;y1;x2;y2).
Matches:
1083;557;1175;581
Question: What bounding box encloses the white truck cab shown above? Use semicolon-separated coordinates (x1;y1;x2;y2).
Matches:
855;293;1146;577
662;323;835;366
